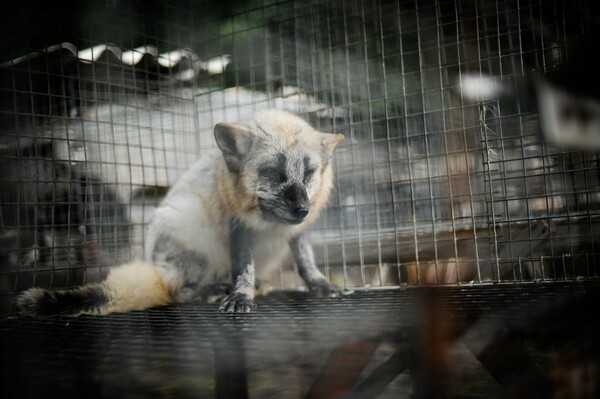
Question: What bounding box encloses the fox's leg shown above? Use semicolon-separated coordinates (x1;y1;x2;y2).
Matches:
219;221;256;313
289;234;342;297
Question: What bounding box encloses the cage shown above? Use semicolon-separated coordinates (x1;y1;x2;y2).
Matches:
1;0;600;398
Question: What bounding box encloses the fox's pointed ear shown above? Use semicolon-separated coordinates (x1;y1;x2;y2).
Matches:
214;123;255;173
320;133;344;164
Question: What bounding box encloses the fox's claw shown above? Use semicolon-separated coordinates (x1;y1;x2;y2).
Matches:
218;292;256;313
309;279;345;298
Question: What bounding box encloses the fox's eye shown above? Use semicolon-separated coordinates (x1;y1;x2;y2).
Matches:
260;166;287;183
303;167;316;182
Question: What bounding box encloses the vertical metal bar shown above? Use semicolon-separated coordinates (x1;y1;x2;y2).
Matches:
359;0;385;287
399;2;421;285
454;0;483;283
377;0;402;285
341;2;365;287
415;0;442;284
326;8;350;289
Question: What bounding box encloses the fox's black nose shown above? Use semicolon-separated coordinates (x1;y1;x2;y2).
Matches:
293;207;309;220
285;184;310;221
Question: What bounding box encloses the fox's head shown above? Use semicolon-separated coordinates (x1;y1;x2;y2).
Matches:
215;109;343;231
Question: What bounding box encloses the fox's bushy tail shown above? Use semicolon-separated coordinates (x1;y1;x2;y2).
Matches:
16;260;171;317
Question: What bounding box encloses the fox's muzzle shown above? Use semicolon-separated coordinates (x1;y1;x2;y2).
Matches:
284;183;309;221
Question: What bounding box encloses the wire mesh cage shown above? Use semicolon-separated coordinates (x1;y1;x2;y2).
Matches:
2;1;600;398
1;0;600;317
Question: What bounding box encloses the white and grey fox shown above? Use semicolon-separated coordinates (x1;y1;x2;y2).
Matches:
16;109;344;316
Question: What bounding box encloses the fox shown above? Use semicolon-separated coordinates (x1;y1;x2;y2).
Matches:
16;109;344;316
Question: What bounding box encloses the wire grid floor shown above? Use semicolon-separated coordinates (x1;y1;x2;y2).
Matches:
1;282;599;399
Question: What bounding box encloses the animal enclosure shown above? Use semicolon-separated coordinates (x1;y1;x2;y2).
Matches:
2;1;600;398
1;0;599;316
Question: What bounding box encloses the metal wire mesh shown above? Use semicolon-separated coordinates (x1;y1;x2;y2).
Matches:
1;283;599;397
1;0;599;315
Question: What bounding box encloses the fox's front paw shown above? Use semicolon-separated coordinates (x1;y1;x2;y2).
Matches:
308;279;344;298
218;292;256;313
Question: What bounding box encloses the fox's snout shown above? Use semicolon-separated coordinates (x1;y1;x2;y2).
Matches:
284;183;309;222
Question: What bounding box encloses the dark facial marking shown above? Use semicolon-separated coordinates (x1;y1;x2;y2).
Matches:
284;183;309;206
258;183;308;225
258;153;287;183
257;154;315;225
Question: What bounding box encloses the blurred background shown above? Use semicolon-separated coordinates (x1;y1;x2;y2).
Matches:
1;0;600;315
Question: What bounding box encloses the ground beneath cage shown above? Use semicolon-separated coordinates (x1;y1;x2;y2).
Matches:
1;282;600;399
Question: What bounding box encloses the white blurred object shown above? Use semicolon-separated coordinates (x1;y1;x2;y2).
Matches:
198;54;232;75
2;42;229;82
77;44;122;63
460;74;507;101
121;46;158;65
538;81;600;149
